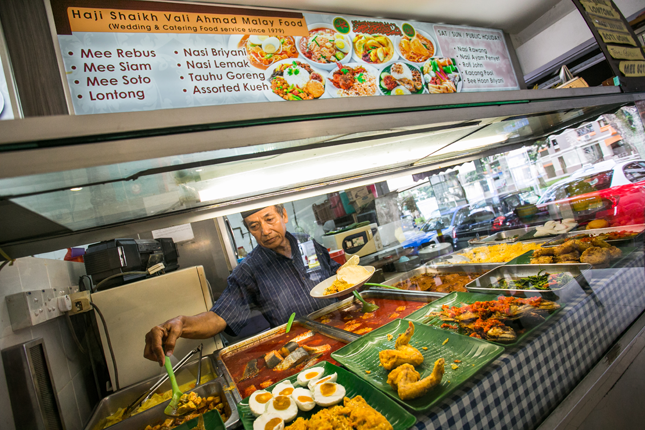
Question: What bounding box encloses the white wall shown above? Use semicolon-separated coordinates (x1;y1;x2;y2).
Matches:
513;0;645;77
0;258;91;430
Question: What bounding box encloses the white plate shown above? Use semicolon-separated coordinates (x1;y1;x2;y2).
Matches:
350;33;398;67
310;266;376;298
296;23;353;71
393;28;440;65
325;63;381;98
264;59;328;102
421;57;463;93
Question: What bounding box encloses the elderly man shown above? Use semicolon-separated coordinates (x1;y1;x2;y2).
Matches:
144;204;340;365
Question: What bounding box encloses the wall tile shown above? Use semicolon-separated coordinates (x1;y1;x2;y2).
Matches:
58;318;85;378
16;257;50;291
72;369;93;426
58;381;82;430
46;259;74;290
31;319;71;392
0;263;22;296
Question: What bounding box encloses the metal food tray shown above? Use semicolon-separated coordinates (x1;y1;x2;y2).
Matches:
465;263;592;297
214;319;358;404
541;224;645;247
472;227;537;244
305;289;445;322
428;243;549;266
381;264;501;290
85;355;237;430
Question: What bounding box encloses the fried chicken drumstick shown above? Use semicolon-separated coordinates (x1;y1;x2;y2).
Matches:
387;359;445;400
378;321;425;370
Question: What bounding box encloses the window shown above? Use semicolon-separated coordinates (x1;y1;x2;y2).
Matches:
623;162;645;183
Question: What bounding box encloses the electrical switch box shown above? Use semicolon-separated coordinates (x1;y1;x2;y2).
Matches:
5;288;70;331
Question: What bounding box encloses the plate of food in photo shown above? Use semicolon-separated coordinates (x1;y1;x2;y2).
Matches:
326;62;380;98
351;33;398;65
229;34;299;70
422;57;463;93
265;59;327;102
297;24;353;70
395;28;439;65
379;61;425;95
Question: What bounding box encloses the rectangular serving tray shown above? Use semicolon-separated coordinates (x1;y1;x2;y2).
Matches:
541;224;645;247
331;319;504;412
427;242;549;266
464;264;592;298
405;292;564;347
381;264;501;289
237;361;416;430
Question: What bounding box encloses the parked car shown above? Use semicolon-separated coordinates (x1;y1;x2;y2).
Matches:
513;159;645;228
420;205;470;245
452;206;506;250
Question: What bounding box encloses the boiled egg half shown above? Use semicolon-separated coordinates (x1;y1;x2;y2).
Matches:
272;381;295;398
262;37;282;54
297;367;324;386
249;390;273;417
292;387;315;411
334;34;350;53
249;35;269;45
391;86;411;95
313;382;346;407
308;372;337;391
266;395;299;422
253;412;284;430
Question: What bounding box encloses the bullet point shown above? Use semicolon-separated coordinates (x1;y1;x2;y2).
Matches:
77;95;82;99
74;80;79;84
68;51;73;55
71;66;76;70
177;63;181;67
183;89;187;92
174;51;178;54
180;76;184;79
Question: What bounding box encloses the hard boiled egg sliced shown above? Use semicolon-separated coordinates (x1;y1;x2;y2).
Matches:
308;372;337;391
292;387;315;412
249;35;269;45
266;396;299;422
313;382;346;407
391;86;411;95
253;412;284;430
249;390;273;417
262;37;282;54
272;381;295;398
296;367;324;386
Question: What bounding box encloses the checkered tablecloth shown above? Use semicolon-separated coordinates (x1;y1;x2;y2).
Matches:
412;250;645;430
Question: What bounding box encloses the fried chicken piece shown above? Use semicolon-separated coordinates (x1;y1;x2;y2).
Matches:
572;239;593;253
533;247;555;257
555;250;580;263
580;247;611;267
607;246;622;260
531;256;554;264
378;321;424;370
591;237;611;248
387;359;445;400
554;242;576;256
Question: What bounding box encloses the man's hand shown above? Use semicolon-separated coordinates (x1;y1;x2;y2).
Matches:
144;316;184;366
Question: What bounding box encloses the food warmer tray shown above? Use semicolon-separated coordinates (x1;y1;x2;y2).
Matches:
381;264;501;289
465;263;592;298
541;224;645;247
470;227;538;244
305;289;445;322
428;243;550;266
214;319;358;404
84;355;235;430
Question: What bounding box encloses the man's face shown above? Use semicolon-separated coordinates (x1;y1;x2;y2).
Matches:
244;206;289;250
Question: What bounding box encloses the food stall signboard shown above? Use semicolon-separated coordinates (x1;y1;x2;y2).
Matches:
50;0;520;115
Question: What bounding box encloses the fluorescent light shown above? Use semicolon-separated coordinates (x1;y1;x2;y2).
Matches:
70;187;83;191
195;169;203;172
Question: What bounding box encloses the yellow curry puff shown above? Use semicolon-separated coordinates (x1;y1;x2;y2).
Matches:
285;395;392;430
379;321;424;370
378;321;445;400
531;237;621;267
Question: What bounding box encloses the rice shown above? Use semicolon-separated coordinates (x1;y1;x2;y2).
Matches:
336;73;378;97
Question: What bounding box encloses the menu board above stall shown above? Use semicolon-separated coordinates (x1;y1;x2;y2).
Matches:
50;0;520;115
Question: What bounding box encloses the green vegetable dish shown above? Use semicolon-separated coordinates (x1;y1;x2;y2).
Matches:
490;271;574;291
